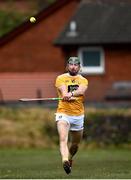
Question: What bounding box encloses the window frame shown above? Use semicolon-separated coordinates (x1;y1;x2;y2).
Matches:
78;47;105;75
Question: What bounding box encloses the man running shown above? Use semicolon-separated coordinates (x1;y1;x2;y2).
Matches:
55;57;88;174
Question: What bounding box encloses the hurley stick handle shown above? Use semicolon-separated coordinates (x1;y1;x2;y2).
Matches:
19;97;78;102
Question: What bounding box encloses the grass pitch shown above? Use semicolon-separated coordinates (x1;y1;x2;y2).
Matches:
0;148;130;179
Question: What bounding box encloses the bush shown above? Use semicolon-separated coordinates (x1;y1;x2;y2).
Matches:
0;107;130;148
84;108;131;147
0;10;28;37
0;107;57;148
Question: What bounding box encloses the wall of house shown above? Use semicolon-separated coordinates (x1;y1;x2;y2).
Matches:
0;1;78;73
84;47;131;101
0;73;58;101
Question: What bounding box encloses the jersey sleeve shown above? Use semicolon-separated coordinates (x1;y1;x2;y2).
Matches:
55;76;65;88
81;78;88;86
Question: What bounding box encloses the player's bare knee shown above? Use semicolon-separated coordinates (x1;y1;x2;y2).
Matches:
59;133;68;143
60;137;67;143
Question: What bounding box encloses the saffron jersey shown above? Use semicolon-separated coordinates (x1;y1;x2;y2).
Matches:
55;73;88;116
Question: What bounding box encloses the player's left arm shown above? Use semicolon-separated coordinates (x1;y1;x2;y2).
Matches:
72;84;88;97
72;78;88;97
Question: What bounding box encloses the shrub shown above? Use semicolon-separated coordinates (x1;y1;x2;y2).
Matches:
84;108;131;147
0;107;130;148
0;10;27;37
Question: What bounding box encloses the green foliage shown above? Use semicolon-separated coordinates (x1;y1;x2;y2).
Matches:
0;10;28;37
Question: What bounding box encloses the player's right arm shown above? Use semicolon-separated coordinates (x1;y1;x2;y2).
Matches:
58;85;73;101
55;75;72;101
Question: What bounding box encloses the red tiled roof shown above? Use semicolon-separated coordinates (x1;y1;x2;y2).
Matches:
0;73;59;101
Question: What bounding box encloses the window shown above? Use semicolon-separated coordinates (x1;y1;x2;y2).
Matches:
78;47;105;74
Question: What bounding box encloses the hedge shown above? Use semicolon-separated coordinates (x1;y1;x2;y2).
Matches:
0;107;130;148
84;109;131;147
